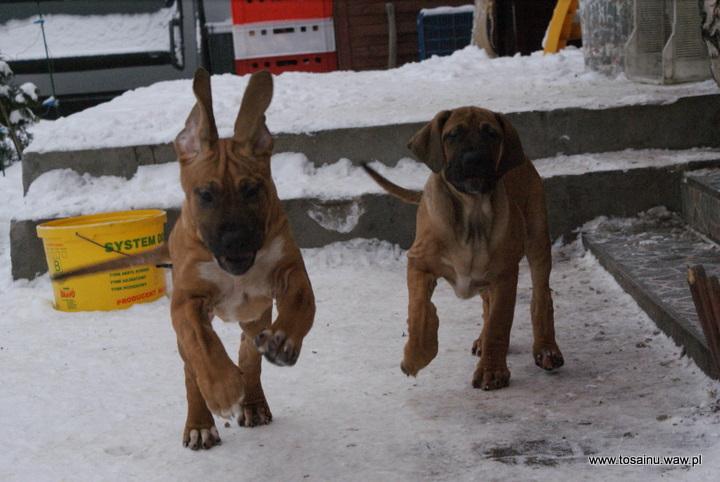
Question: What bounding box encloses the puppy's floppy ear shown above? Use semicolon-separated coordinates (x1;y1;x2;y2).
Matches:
494;112;526;176
174;68;219;161
234;70;274;157
407;110;451;173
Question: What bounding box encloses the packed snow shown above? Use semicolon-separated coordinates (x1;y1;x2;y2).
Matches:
1;219;720;479
26;47;719;153
11;147;720;220
0;7;176;61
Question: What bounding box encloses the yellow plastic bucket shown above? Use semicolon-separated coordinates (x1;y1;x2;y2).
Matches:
36;209;168;312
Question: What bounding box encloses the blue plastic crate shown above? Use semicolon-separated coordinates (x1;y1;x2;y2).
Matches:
417;6;475;60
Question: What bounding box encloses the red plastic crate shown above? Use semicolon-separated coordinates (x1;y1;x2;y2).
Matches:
235;51;337;75
232;18;335;59
232;0;333;24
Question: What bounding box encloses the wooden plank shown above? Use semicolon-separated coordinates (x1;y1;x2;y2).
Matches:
333;0;353;70
688;266;720;372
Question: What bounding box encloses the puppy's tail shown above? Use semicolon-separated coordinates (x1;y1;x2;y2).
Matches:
51;244;171;282
361;163;422;205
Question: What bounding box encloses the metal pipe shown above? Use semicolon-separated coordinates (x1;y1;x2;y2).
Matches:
386;3;397;68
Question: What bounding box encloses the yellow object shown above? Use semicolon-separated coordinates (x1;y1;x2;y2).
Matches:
544;0;581;54
37;209;167;312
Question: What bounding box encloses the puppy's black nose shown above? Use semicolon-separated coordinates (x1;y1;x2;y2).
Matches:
220;230;244;252
461;151;494;175
461;151;484;164
218;223;259;252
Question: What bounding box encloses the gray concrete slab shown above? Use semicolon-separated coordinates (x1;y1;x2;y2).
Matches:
22;94;720;192
13;159;720;280
583;212;720;380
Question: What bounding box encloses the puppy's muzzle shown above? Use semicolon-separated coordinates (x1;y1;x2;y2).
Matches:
217;252;257;275
446;150;497;194
212;226;263;275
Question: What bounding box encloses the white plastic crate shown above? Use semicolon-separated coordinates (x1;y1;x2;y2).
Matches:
232;18;336;60
625;0;710;84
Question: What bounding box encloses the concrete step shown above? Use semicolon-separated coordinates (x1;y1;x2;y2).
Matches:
12;156;720;280
682;168;720;244
582;208;720;379
22;94;720;193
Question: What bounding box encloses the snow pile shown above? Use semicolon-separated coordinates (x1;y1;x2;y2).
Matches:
272;155;429;199
26;46;718;153
19;83;38;101
0;7;176;60
420;5;476;16
15;155;430;220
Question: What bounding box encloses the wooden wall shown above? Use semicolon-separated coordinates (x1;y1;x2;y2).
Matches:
333;0;472;71
333;0;558;71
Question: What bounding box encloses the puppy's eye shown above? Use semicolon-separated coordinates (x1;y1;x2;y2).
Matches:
241;182;261;199
483;125;500;140
196;188;214;205
444;129;461;141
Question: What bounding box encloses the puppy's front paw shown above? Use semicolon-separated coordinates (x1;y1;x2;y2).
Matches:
400;360;419;377
254;329;300;366
472;360;510;390
183;425;221;450
400;341;437;377
533;342;564;371
196;365;244;419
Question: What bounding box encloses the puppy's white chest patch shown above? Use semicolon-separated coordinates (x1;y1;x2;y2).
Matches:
198;238;285;323
442;242;491;300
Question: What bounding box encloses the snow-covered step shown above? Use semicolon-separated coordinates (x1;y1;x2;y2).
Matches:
682;169;720;244
10;194;417;281
582;208;720;379
11;149;720;280
21;93;720;193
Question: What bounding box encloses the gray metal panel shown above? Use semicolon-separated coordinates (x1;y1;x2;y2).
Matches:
3;0;200;97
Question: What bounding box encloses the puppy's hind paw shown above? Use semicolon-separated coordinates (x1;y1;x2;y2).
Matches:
533;344;564;371
238;399;273;428
472;363;510;390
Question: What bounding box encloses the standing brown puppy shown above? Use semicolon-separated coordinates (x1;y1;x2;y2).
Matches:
54;69;315;449
363;107;563;390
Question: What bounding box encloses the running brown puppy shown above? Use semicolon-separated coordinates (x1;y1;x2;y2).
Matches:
54;69;315;449
362;107;563;390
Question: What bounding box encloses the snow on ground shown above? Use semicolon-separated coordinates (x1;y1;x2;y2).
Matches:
12;147;720;220
26;47;719;153
3;156;720;478
0;6;175;60
2;226;720;480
